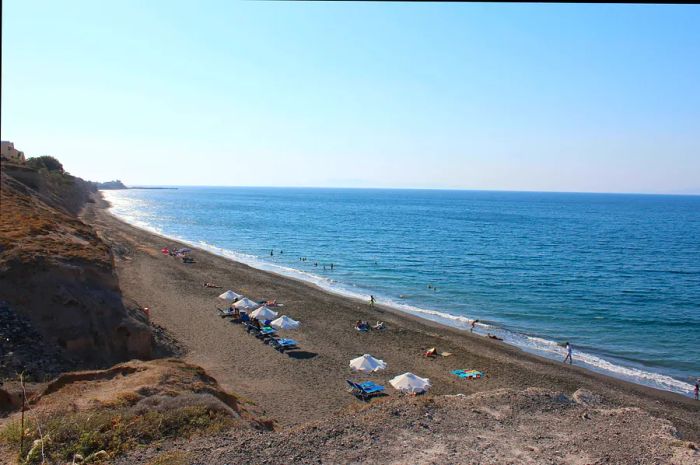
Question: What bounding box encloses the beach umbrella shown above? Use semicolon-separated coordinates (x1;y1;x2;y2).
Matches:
250;306;278;321
270;315;300;330
218;290;242;302
349;354;387;373
233;298;261;311
389;372;431;393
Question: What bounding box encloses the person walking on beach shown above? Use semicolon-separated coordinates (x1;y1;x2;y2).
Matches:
563;342;573;365
695;382;699;400
369;295;376;307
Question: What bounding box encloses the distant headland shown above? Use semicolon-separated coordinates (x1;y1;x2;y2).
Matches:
96;180;177;190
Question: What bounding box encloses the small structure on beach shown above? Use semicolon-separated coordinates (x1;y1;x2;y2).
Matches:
349;354;387;373
389;372;431;393
218;290;242;302
270;315;300;330
250;306;278;321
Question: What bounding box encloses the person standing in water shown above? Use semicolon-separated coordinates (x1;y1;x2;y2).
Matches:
470;319;479;332
270;250;274;256
563;342;573;365
330;263;334;270
694;382;699;400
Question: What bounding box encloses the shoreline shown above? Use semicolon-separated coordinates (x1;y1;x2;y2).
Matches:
82;193;699;441
99;190;695;397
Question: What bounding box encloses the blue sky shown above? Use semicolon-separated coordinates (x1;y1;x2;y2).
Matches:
2;1;699;193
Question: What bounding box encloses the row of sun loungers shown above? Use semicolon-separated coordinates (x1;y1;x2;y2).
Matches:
241;320;299;352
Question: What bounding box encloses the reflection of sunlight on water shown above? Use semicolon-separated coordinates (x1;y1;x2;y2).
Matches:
101;190;695;397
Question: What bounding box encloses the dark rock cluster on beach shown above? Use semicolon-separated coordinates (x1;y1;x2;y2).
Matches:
0;301;76;382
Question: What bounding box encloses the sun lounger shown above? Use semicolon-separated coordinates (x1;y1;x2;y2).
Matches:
451;369;483;380
218;307;235;318
244;322;261;335
255;326;277;340
268;338;298;352
346;380;385;400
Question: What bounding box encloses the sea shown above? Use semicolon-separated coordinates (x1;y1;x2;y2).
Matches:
103;187;700;396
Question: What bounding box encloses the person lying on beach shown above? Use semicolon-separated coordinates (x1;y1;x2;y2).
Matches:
373;321;385;330
355;320;370;331
488;333;503;341
203;282;222;288
425;347;438;358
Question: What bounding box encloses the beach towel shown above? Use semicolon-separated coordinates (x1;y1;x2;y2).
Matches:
451;369;484;380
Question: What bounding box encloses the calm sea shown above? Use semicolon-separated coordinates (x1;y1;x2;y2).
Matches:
103;187;700;395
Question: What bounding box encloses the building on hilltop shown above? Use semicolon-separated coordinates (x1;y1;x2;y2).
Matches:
1;141;26;163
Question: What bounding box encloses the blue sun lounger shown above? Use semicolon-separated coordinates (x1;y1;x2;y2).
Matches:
346;380;385;400
269;338;298;352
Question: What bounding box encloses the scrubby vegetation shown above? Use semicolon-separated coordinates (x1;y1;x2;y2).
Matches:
25;156;64;173
1;402;235;464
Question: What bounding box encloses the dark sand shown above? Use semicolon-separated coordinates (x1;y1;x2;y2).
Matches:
83;198;699;447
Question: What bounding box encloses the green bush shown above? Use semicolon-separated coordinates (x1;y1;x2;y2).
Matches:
26;156;64;173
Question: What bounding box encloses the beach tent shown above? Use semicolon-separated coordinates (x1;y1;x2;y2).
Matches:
349;354;387;373
218;290;242;302
233;298;261;311
270;315;300;330
250;306;278;321
389;373;431;393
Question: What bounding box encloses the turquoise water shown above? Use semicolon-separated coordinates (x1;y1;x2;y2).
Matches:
103;188;700;395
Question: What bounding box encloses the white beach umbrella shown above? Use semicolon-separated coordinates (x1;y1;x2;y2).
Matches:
233;298;261;311
270;315;300;330
389;373;431;393
250;306;278;321
349;354;387;373
218;290;242;302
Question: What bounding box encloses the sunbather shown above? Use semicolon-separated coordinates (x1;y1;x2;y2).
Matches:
203;282;222;288
373;321;385;330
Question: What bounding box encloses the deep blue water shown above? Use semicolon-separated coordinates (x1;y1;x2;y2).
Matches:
104;187;700;395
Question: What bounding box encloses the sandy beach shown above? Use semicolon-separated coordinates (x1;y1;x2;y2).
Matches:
81;196;700;444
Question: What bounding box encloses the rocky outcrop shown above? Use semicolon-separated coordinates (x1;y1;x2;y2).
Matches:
0;166;152;379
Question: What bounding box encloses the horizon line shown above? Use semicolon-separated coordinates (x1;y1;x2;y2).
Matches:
114;184;700;197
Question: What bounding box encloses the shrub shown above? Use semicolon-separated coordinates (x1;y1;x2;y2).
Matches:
0;403;236;464
26;156;64;173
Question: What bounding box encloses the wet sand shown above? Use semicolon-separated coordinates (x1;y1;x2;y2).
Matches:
83;197;699;442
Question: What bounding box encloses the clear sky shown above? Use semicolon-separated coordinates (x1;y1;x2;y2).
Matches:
2;1;699;193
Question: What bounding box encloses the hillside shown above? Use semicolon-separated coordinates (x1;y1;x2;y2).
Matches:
0;359;271;464
0;163;152;380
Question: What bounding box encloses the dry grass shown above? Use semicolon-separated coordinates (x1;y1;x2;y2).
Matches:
1;403;235;464
0;360;265;464
0;174;111;268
